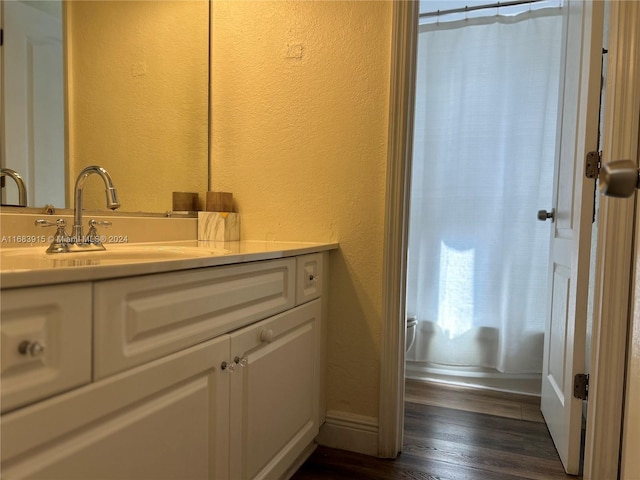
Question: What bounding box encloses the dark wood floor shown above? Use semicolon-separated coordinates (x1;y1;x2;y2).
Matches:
292;381;575;480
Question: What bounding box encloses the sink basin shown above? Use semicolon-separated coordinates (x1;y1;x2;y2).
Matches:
0;243;231;271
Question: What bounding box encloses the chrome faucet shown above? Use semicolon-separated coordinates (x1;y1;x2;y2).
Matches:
1;168;27;206
35;166;119;253
70;166;120;250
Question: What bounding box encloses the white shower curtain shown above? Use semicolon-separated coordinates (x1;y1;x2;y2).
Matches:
406;8;564;374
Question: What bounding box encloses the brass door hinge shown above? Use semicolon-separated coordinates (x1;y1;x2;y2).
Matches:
585;151;602;179
574;373;589;400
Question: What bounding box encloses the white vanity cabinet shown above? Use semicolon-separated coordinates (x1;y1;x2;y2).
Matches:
0;252;327;480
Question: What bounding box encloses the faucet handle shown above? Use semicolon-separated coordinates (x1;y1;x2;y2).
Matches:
88;219;111;228
36;219;70;253
35;218;66;228
86;219;111;247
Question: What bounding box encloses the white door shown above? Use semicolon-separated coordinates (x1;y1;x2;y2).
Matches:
540;0;604;474
2;0;65;207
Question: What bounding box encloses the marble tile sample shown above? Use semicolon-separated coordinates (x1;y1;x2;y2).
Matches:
198;212;240;241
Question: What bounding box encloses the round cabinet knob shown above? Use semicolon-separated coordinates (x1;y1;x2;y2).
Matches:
234;356;248;367
260;329;274;343
221;361;237;373
18;341;45;357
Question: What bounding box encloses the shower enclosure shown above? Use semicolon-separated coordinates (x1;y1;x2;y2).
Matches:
406;0;564;394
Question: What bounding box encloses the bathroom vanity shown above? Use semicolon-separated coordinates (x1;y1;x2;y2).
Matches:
0;229;336;480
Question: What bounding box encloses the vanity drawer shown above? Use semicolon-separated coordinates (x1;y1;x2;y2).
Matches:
0;283;92;413
296;253;324;305
93;258;296;379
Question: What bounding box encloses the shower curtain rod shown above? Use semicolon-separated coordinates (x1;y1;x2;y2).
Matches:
420;0;547;18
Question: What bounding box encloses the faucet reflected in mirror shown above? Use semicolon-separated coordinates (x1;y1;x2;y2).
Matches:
36;166;120;254
0;168;27;207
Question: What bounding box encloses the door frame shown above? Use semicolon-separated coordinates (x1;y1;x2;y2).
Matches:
379;2;638;477
378;0;418;458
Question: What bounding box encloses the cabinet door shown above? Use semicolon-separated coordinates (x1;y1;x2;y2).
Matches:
229;300;321;480
1;336;230;480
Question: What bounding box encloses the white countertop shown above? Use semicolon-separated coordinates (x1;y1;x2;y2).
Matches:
0;240;338;289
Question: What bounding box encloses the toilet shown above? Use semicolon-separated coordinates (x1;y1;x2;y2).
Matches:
406;316;417;352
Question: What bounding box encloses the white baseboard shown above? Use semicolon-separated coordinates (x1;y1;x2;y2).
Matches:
280;442;317;480
315;410;379;456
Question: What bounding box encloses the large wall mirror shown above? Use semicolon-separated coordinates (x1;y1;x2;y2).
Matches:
1;0;209;214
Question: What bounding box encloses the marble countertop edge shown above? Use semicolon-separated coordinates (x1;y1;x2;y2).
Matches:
0;240;339;290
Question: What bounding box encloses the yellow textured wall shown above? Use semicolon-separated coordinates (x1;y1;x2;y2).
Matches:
67;1;208;213
211;0;392;419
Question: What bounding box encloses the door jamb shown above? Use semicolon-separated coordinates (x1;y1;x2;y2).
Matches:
378;0;418;458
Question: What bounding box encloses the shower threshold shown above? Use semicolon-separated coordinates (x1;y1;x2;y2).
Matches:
405;361;541;396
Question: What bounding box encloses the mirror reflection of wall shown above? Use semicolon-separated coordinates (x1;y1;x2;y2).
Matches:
2;0;65;207
67;0;209;213
1;0;210;213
